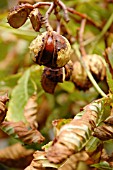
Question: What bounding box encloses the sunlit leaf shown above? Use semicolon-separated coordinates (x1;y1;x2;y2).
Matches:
0;23;37;41
92;161;112;170
0;73;21;89
85;137;101;153
6;69;36;122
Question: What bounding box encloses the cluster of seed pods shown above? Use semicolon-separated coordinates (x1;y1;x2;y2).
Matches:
29;30;72;93
7;3;72;93
7;3;106;93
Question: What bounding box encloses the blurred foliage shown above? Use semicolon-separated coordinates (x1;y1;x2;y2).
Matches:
0;0;113;170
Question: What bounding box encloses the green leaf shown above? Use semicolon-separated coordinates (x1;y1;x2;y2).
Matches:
85;136;101;153
104;140;113;156
92;161;112;170
0;23;37;41
59;81;75;93
106;66;113;93
6;69;36;122
107;44;113;70
0;73;21;89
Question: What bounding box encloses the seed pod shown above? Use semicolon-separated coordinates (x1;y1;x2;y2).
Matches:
41;67;65;94
72;54;106;90
29;8;42;32
7;4;33;28
29;31;71;68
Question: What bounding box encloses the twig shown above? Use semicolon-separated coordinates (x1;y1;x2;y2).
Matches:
43;3;54;31
56;21;61;34
67;7;101;30
33;2;52;8
78;19;87;56
53;0;61;33
57;0;70;22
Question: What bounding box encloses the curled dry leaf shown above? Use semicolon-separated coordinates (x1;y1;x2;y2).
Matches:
0;93;9;124
45;102;100;164
1;121;45;145
0;143;34;168
25;151;58;170
25;146;89;170
93;115;113;140
24;95;38;129
59;151;89;170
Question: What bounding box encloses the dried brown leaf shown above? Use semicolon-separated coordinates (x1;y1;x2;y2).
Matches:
0;143;34;168
93;115;113;140
1;121;45;145
46;103;98;163
25;151;58;170
93;124;113;140
25;149;89;170
24;95;38;129
59;151;89;170
37;97;50;129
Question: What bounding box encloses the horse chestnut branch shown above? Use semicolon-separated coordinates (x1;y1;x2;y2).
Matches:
7;1;106;94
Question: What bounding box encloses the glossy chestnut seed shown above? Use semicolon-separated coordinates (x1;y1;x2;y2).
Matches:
29;31;71;68
41;67;65;94
7;4;33;28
